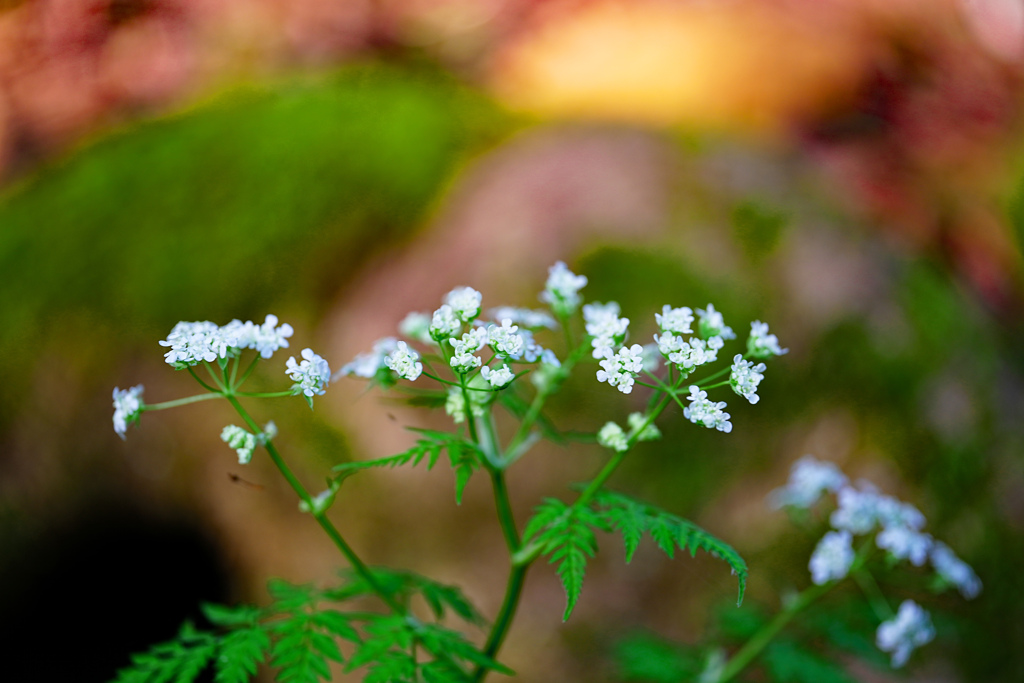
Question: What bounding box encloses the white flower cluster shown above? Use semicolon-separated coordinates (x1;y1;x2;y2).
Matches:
481;364;514;388
584;302;629;358
450;327;488;374
221;425;256;464
286;348;332;396
596;344;645;394
337;337;398;379
159;315;293;367
770;455;980;667
487;319;525;359
384;341;423;381
541;261;588;316
597;422;629;452
876;600;935;668
445;377;491;423
489;307;556;330
729;355;767;404
399;313;433;345
747;321;788;358
809;530;855;585
696;304;735;340
655;305;694;335
655;333;724;373
627;412;661;442
446;286;483;322
112;385;144;439
430;304;461;341
682;386;732;433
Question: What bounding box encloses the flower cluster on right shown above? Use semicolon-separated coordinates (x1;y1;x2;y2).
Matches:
771;455;982;667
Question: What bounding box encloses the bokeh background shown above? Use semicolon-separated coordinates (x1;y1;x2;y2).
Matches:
2;0;1024;681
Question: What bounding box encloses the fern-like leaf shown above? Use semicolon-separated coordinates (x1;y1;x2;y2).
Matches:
329;567;484;625
523;498;609;621
214;626;270;683
590;489;749;605
332;429;482;503
111;622;216;683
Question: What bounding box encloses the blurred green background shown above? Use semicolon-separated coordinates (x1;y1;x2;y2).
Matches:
2;1;1024;681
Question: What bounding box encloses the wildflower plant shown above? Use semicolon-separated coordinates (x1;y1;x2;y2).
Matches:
112;261;797;683
614;455;982;683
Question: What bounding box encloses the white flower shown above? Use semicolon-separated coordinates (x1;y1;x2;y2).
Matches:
246;315;294;359
444;379;490;423
540;261;587;316
258;421;278;445
597;422;629;452
627;412;661;441
112;385;144;439
399;312;434;345
221;425;256;464
930;542;982;599
384;341;422;381
769;455;848;509
430;305;462;341
730;355;766;404
830;485;884;534
481;364;515;388
655;333;721;371
489;307;556;329
747;321;788;358
487;319;525;359
337;337;398;379
159;320;237;366
596;344;645;394
809;530;855;585
655;305;694;335
584;302;629;358
877;526;932;566
507;329;559;366
683;385;732;433
449;327;487;374
876;600;935;668
445;286;483;322
876;497;927;532
286;348;332;396
696;304;736;340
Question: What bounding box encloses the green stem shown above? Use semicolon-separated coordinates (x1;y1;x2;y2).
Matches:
144;393;222;411
224;395;404;615
229;354;240;389
422;371;491;391
237;354;261;386
715;582;834;683
696;365;732;387
204;361;228;392
187;366;221;394
472;563;529;683
235;390;297;398
489;470;520;551
702;380;731;390
853;569;894;621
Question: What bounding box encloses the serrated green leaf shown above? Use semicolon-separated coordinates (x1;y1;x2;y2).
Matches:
417;624;514;676
111;625;216;683
202;603;262;627
590;489;749;606
601;497;648;563
215;626;270;683
312;610;361;643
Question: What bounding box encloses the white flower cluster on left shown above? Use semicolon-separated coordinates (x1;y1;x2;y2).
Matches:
159;315;293;367
112;385;144;439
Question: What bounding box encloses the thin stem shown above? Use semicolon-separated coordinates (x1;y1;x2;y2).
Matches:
237;354;261;386
204;361;228;392
422;371;491;391
187;366;221;394
489;470;520;551
224;395;404;615
696;365;732;387
144;393;222;411
471;564;528;683
235;390;297;398
702;380;731;390
715;582;834;683
229;354;240;389
853;569;894;621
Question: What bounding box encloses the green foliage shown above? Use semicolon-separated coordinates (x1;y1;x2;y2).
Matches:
333;429;483;504
523;498;609;621
614;632;704;682
112;622;216;683
590;490;748;606
112;572;494;683
762;640;856;683
328;567;484;625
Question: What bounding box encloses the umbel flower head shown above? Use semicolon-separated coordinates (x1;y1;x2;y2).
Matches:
769;455;847;509
747;321;788;358
876;600;935;667
597;422;629;452
112;385;144;439
682;385;732;433
221;425;256;464
696;304;736;340
445;286;483;323
159;315;294;367
286;348;332;396
337;337;398;380
384;341;423;381
541;261;587;316
595;344;645;394
730;355;766;404
809;530;854;584
584;302;629;358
